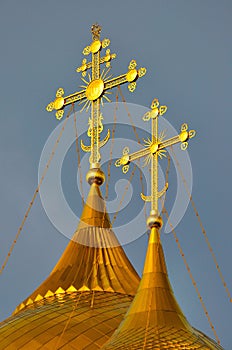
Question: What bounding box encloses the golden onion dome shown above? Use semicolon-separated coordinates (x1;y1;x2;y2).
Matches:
102;227;224;350
0;182;140;349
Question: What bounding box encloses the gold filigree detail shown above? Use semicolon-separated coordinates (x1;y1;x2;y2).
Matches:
143;99;167;122
122;165;129;174
46;26;146;169
151;98;159;109
128;82;137;92
181;142;188;151
46;102;54;112
189;130;196;138
102;38;110;48
123;147;129;155
83;46;91;56
128;60;137;70
56;110;64;120
56;88;64;98
115;159;122;167
115;97;196;218
138;67;146;77
181;123;188;132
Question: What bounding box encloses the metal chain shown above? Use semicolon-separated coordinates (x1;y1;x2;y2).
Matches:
170;146;232;303
112;164;137;225
105;91;119;200
163;206;221;345
161;153;171;216
54;254;100;349
0;105;74;276
118;86;147;221
73;106;85;207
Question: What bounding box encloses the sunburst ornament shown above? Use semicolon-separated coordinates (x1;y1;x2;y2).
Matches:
46;24;146;168
78;68;113;113
115;97;196;222
143;130;167;167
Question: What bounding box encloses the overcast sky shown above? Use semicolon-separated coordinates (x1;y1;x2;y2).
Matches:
0;1;231;349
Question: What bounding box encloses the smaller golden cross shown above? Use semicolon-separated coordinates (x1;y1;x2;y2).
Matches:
115;98;196;227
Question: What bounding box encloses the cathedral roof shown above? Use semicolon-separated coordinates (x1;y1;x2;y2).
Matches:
102;227;224;349
0;182;140;349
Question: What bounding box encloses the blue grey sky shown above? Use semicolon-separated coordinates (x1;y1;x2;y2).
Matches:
0;1;231;349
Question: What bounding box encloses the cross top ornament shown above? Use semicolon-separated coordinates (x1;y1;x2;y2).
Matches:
115;98;196;228
46;24;146;171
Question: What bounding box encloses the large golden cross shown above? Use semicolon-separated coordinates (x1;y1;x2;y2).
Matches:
115;98;196;226
46;24;146;168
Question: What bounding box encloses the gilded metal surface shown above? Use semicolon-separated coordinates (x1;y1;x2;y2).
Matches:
0;292;134;350
0;182;141;349
90;39;102;53
102;228;223;350
115;98;196;218
12;183;140;316
86;79;104;100
46;25;146;168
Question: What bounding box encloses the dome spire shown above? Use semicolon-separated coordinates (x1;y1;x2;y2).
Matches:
102;225;223;349
0;25;147;349
103;100;223;348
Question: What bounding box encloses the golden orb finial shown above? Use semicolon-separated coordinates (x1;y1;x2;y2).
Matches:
86;167;105;186
146;213;163;229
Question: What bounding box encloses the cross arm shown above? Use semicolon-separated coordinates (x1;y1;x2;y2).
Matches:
46;88;86;120
115;123;196;172
104;60;146;93
76;50;117;76
115;147;150;168
159;123;196;151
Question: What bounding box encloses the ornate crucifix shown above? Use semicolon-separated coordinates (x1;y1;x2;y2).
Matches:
46;24;146;169
115;98;196;227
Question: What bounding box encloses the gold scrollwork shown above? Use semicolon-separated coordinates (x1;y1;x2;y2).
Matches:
151;98;159;109
143;111;151;122
123;147;129;155
159;106;168;116
56;88;64;98
128;60;137;70
83;46;91;56
138;67;146;77
102;38;110;48
115;159;122;167
55;110;64;120
189;130;196;139
46;102;54;112
128;82;137;92
122;165;129;174
76;59;88;76
104;49;111;60
181;123;188;132
181;142;188;150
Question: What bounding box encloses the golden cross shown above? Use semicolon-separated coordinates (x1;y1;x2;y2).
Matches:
115;98;196;226
46;24;146;168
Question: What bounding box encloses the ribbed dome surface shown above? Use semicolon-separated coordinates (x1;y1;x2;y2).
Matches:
102;227;223;350
0;183;140;349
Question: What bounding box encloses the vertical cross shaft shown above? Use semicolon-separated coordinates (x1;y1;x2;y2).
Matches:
46;23;146;182
90;25;101;167
115;98;196;228
151;107;159;216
